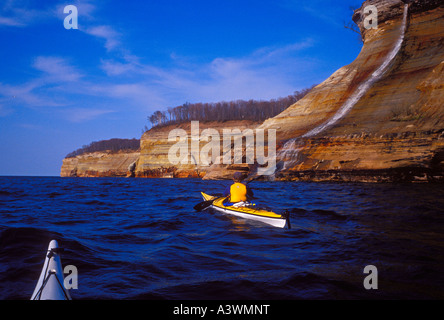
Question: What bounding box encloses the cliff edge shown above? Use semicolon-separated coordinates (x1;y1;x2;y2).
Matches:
61;0;443;182
258;0;444;182
61;150;139;177
136;120;262;178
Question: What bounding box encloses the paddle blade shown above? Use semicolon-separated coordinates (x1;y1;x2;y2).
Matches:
193;200;214;212
283;210;291;229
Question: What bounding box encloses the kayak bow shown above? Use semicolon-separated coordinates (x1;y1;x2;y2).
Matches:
31;240;71;300
200;192;289;228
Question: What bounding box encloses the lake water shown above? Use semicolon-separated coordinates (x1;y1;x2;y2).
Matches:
0;176;443;300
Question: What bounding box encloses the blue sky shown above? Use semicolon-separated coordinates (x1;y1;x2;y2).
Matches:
0;0;363;176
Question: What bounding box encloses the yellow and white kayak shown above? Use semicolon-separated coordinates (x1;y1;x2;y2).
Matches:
201;192;289;228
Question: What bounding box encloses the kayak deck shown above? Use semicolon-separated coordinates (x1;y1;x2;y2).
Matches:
201;192;288;228
31;240;71;300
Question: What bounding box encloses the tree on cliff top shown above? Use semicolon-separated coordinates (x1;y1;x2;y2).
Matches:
66;138;140;158
144;86;315;131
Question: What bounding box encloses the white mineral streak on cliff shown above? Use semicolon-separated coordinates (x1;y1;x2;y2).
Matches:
279;3;409;170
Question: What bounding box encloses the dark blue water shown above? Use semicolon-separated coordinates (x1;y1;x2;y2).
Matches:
0;176;443;300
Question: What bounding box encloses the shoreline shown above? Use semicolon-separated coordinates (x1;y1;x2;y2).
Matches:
56;166;444;183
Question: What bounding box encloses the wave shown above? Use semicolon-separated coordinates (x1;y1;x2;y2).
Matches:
289;208;347;221
83;200;107;205
0;190;26;197
280;272;369;299
0;227;61;251
311;209;348;220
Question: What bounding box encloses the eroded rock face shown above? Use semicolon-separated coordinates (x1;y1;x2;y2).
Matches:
61;0;443;182
258;0;444;182
60;151;140;177
135;121;262;178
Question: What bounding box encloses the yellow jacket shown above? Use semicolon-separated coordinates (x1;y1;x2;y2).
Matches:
230;182;248;202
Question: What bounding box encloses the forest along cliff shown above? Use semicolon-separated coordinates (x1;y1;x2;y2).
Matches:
61;0;443;182
61;151;140;178
61;92;305;179
257;0;444;182
61;139;140;178
60;120;263;178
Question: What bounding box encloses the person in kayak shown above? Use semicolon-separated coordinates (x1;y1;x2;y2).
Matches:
223;172;254;204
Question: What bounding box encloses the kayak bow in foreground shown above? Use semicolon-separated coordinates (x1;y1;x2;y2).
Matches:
31;240;71;300
200;192;290;229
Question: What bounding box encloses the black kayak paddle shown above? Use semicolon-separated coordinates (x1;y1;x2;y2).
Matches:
283;210;291;229
193;199;215;212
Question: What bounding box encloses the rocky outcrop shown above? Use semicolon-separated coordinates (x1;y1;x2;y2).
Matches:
61;151;140;177
135;120;262;178
256;0;444;182
278;130;444;182
60;0;443;182
60;121;261;178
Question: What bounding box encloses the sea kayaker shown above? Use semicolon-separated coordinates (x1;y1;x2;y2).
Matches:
223;172;254;204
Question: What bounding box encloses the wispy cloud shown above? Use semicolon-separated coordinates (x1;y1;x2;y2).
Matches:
1;1;133;64
98;38;316;104
84;25;121;51
0;0;57;27
0;0;318;123
0;81;62;108
87;82;169;110
0;36;316;122
33;56;83;82
54;0;97;21
0;0;99;27
0;15;25;27
0;56;85;112
0;0;115;58
62;107;115;123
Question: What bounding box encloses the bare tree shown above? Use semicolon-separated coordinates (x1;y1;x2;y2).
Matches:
143;84;316;131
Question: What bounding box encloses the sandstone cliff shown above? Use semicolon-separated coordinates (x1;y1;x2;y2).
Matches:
60;121;262;178
136;120;262;178
61;0;443;182
60;151;139;177
257;0;444;182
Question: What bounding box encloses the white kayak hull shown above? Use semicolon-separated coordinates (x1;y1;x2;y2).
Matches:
31;240;71;300
201;192;288;228
210;204;287;228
